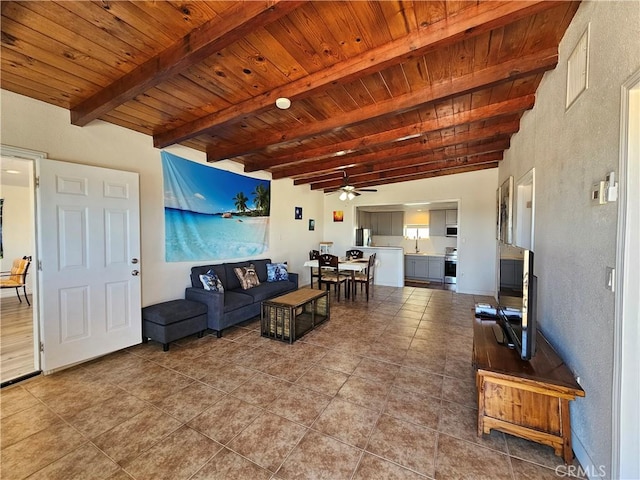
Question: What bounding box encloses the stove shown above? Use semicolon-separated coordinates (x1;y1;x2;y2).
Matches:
444;247;457;284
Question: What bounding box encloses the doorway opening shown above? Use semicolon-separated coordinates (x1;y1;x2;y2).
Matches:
0;149;40;385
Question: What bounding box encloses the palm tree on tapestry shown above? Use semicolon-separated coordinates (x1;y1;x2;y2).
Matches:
233;191;249;213
252;183;270;216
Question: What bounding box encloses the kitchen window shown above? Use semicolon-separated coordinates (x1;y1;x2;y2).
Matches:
404;225;429;239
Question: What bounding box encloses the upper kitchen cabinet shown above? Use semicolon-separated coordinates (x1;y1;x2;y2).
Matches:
359;211;372;230
391;212;404;236
369;211;404;236
429;210;447;236
430;209;458;236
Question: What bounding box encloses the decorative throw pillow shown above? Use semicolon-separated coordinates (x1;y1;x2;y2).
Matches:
267;262;289;282
234;264;261;290
199;269;224;292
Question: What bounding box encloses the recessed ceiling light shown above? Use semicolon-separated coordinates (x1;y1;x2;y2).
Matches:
3;169;21;174
275;97;291;109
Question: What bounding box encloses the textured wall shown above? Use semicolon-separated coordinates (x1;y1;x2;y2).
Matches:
322;167;499;296
499;1;640;476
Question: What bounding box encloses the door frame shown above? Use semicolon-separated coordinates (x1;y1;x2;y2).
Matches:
612;68;640;480
0;144;46;376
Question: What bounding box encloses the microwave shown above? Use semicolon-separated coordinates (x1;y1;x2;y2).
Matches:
446;226;458;237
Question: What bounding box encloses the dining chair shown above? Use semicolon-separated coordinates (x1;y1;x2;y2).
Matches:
308;249;322;288
318;254;348;301
0;256;32;306
351;253;376;301
345;249;364;260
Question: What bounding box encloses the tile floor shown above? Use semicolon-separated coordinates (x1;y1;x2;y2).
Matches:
1;286;584;479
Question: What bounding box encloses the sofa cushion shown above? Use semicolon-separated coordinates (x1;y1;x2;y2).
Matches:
143;299;208;325
241;280;297;303
267;262;289;282
223;291;254;313
200;269;224;292
234;263;261;290
191;264;227;290
224;259;271;290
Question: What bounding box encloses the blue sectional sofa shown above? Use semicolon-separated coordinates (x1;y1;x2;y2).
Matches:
185;258;298;337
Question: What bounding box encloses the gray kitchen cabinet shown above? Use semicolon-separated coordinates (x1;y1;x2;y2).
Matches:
445;209;458;225
427;256;444;281
370;211;404;235
405;255;428;280
359;211;372;229
376;212;391;235
391;211;404;236
429;210;446;236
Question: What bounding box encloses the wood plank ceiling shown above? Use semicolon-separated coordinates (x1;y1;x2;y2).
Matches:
1;1;580;193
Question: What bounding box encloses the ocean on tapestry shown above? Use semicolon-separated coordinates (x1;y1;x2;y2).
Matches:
161;152;270;262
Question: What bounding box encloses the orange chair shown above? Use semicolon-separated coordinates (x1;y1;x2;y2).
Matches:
0;256;32;306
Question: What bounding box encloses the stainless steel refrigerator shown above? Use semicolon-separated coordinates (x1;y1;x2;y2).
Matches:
355;228;372;246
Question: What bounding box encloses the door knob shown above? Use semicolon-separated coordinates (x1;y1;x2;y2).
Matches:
131;270;140;276
131;258;139;264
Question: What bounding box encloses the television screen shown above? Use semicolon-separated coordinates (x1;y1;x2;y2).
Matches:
496;244;537;360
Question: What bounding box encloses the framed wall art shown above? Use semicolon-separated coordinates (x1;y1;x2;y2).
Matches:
499;176;514;244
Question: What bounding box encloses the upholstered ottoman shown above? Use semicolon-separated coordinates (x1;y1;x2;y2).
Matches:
142;299;208;351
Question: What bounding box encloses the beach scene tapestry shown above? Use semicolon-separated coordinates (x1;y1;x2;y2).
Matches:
162;152;270;262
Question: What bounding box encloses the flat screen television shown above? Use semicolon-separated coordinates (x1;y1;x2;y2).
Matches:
496;244;538;360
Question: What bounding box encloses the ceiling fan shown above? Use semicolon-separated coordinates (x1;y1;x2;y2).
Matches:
332;171;378;200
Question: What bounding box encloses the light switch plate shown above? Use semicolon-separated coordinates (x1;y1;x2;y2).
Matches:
592;181;606;205
606;266;615;291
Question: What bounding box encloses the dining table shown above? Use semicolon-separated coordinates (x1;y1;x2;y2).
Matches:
303;257;370;301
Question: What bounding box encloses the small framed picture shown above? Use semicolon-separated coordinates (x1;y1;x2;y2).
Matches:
333;210;344;222
294;206;302;220
309;219;315;231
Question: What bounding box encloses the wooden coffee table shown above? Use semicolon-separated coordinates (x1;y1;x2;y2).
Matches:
261;288;330;343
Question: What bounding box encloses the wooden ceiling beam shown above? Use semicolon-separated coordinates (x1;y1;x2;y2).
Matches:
154;0;560;149
206;47;556;162
70;1;306;126
244;94;534;172
292;139;510;185
359;162;501;188
311;152;503;190
272;119;520;179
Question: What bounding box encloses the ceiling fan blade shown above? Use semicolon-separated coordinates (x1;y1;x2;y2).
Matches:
356;188;378;192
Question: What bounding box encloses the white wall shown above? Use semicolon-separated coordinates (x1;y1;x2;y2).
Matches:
0;90;326;306
0;182;35;297
1;89;500;300
323;168;499;296
499;1;640;476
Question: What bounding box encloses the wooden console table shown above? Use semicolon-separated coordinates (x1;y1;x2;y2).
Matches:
472;317;585;464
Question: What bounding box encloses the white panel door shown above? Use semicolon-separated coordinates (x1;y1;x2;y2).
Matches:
37;159;141;372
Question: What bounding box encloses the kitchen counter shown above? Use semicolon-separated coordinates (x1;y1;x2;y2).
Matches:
350;246;404;287
405;252;445;257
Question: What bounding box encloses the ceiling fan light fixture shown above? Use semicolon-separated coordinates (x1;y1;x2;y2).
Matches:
347;192;356;200
275;97;291;109
339;191;348;201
